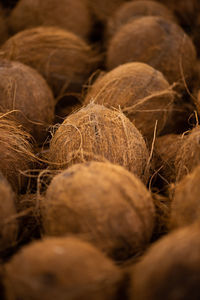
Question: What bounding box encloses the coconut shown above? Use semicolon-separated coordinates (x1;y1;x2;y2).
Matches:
106;16;196;86
85;62;174;143
42;161;155;261
0;116;35;193
0;5;8;45
48;103;150;183
175;126;200;182
0;59;54;143
106;0;176;41
4;236;123;300
153;134;184;184
9;0;92;39
152;193;170;239
0;26;99;99
130;222;200;300
170;165;200;229
0;172;18;255
88;0;125;22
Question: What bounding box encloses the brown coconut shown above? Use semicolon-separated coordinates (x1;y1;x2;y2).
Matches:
4;236;123;300
0;172;18;255
0;5;8;45
0;116;35;192
85;62;175;143
0;59;54;143
0;26;99;99
153;134;184;184
130;222;200;300
170;165;200;229
175;126;200;182
9;0;92;40
48;103;150;183
152;193;170;239
106;16;196;86
42;161;155;261
106;0;176;41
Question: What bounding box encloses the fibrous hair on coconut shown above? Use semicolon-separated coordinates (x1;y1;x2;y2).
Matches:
175;126;200;182
0;172;18;255
170;165;200;230
47;103;150;183
42;161;155;261
0;59;55;143
0;26;99;100
9;0;92;40
130;222;200;300
4;236;123;300
0;115;35;193
84;62;175;144
106;0;176;41
106;16;197;87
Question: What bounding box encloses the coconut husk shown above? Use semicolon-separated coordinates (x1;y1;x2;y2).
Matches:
4;236;123;300
9;0;92;40
0;59;54;143
170;165;200;229
130;222;200;300
0;26;99;99
48;103;150;183
0;173;18;255
42;161;155;261
106;0;176;41
0;115;35;193
175;125;200;182
84;62;175;144
106;16;197;87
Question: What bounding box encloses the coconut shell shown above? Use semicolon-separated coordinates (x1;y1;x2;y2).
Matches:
48;103;150;183
170;165;200;229
9;0;92;39
0;59;54;143
130;222;200;300
106;0;176;41
0;173;18;255
0;116;35;193
4;236;123;300
175;126;200;182
154;134;184;184
106;16;196;86
42;161;155;261
1;26;98;98
85;62;174;143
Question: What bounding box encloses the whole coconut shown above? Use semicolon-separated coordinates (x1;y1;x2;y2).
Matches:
9;0;92;39
106;16;196;86
130;222;200;300
4;236;123;300
85;62;174;143
0;116;35;192
0;172;18;255
42;161;155;261
48;103;150;183
0;59;54;143
0;27;98;98
88;0;125;22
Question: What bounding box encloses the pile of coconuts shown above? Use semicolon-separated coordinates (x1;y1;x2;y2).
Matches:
1;0;200;299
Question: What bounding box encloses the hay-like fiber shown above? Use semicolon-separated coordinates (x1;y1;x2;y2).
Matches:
106;0;176;41
4;236;123;300
0;26;99;98
130;222;200;300
0;59;54;143
48;103;150;183
85;62;175;143
175;126;200;182
42;161;155;261
0;172;18;254
9;0;92;39
170;165;200;229
0;115;35;192
154;134;184;184
106;16;197;86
